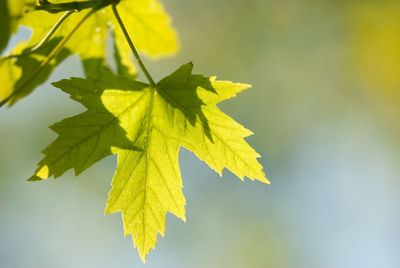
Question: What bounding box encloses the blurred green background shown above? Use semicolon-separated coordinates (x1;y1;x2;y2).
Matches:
1;0;400;267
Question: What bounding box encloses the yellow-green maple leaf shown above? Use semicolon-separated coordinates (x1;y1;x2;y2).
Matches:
0;0;178;105
30;63;268;261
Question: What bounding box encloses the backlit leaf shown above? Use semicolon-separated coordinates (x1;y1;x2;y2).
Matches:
0;0;179;106
31;63;268;261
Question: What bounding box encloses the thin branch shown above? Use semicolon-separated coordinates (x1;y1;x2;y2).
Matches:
112;3;155;86
34;0;101;13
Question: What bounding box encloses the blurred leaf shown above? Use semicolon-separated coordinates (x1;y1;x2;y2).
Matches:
347;0;400;131
0;0;36;53
0;0;179;106
0;38;70;102
0;0;11;53
349;1;400;99
30;63;268;261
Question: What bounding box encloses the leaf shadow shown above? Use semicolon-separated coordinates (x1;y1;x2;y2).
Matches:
30;64;222;181
57;68;147;154
4;37;71;105
29;68;145;180
157;63;217;142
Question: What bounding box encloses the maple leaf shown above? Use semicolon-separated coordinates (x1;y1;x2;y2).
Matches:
0;0;178;106
29;63;268;261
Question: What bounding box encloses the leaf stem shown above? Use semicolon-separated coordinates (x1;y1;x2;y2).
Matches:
4;11;73;60
31;11;73;52
0;8;96;108
112;3;155;86
34;0;104;13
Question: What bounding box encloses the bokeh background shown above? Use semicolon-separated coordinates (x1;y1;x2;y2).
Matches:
1;0;400;267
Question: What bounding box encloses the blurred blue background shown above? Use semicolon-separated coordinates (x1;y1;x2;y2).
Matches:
1;0;400;267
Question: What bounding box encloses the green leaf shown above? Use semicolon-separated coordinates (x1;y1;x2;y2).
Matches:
5;0;34;33
0;0;11;53
0;39;70;103
0;0;35;53
112;0;179;59
30;63;268;261
0;0;178;106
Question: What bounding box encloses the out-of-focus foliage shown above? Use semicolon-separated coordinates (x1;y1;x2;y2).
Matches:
0;0;10;53
346;0;400;130
0;0;179;105
349;1;400;92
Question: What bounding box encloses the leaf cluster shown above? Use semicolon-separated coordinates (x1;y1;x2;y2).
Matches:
0;0;268;262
